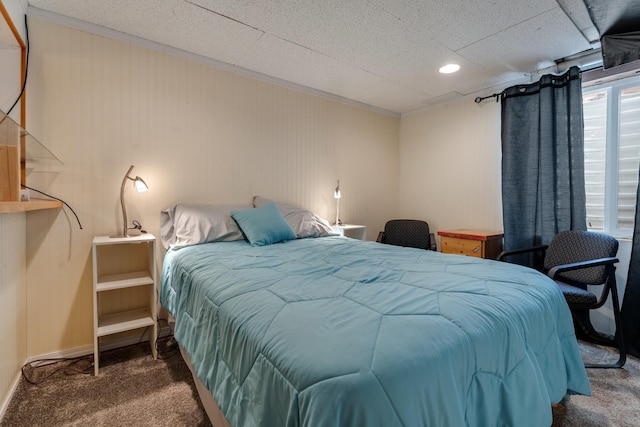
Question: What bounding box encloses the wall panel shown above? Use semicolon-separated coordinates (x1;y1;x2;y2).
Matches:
0;0;27;415
399;100;503;238
24;17;399;356
0;213;26;416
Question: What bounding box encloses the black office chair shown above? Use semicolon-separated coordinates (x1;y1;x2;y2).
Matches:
377;219;437;251
498;230;624;368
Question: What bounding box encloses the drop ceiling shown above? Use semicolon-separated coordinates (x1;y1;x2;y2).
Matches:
26;0;601;116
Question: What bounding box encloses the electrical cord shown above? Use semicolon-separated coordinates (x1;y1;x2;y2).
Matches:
22;321;179;384
135;320;179;359
4;16;83;233
21;184;83;230
156;318;179;359
5;16;82;234
21;356;93;385
130;219;147;233
4;17;83;235
1;16;29;123
22;319;180;384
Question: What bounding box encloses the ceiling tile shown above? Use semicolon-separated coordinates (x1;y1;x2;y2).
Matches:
371;40;499;98
457;8;592;77
236;33;387;101
556;0;600;44
371;0;560;50
30;0;264;65
351;80;431;114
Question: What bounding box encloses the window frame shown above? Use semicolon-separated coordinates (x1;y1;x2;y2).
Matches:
583;74;640;238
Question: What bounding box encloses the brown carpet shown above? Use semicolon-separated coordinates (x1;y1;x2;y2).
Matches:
2;339;639;426
1;340;211;427
562;342;640;427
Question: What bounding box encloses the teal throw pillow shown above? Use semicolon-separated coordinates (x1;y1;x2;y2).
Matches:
231;202;297;246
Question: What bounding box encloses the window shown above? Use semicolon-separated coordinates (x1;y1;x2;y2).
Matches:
583;75;640;237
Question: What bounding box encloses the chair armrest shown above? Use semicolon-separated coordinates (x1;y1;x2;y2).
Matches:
548;257;619;280
376;231;385;243
496;245;548;261
429;233;437;251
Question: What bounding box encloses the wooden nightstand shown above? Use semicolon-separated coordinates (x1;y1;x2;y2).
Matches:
437;229;504;260
92;234;158;375
333;224;367;240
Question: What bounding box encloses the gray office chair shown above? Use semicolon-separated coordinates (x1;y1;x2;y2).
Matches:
377;219;436;251
498;230;624;368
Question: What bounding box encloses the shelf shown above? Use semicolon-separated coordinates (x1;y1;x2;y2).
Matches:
332;224;367;240
92;234;157;375
0;109;63;164
97;270;154;292
93;234;156;245
1;109;63;204
0;198;62;214
96;307;155;337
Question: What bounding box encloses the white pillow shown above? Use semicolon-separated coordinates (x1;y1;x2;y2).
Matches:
160;203;251;249
252;196;338;239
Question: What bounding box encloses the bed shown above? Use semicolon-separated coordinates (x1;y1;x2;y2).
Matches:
159;200;590;427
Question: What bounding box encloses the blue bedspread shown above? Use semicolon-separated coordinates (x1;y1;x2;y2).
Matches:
161;237;590;427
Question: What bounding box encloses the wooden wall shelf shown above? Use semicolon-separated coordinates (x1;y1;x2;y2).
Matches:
0;199;62;214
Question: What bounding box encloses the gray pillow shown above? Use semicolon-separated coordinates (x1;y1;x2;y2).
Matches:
252;196;338;238
160;203;251;249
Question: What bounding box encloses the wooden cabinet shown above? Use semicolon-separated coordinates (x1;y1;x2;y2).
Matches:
438;229;504;260
92;234;157;375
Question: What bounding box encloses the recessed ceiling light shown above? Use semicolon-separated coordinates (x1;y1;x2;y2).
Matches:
439;64;460;74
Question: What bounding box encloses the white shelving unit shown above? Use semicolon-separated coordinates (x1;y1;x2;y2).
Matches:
92;234;158;375
333;224;367;240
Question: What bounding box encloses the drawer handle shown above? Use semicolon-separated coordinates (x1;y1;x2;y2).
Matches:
473;246;480;253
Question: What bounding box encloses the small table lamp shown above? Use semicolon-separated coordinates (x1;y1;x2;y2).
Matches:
334;179;342;226
120;165;148;237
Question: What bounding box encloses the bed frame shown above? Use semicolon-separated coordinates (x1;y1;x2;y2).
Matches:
179;344;230;427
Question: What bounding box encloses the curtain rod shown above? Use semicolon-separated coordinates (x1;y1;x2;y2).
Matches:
474;93;501;104
475;66;583;104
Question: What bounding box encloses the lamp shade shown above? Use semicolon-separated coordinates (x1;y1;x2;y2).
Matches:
134;177;148;193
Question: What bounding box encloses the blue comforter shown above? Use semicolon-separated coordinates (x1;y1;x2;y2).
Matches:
161;237;590;427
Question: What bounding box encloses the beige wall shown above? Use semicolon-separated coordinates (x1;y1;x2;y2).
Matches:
22;17;399;357
0;47;21;121
0;213;27;417
398;99;503;241
0;0;27;417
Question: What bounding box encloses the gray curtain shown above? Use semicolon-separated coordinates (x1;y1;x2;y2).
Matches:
621;177;640;358
501;66;587;267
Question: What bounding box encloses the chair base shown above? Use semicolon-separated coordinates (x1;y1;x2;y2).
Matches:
573;311;626;368
583;338;626;368
584;359;625;369
582;337;626;368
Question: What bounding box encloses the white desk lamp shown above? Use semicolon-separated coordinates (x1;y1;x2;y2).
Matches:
120;165;148;237
334;179;342;226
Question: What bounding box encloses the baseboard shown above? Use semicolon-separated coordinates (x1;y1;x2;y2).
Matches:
0;372;22;422
25;325;172;366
